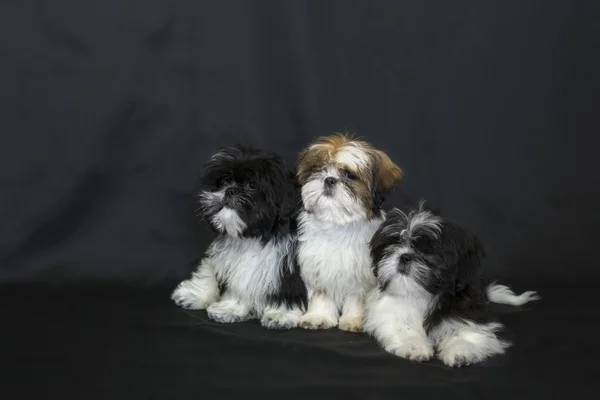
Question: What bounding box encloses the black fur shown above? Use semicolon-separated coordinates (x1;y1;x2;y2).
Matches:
370;203;497;332
199;145;307;313
200;145;299;243
267;242;308;310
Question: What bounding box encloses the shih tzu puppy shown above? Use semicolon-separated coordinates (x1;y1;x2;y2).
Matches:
365;203;540;367
295;133;403;332
171;145;307;329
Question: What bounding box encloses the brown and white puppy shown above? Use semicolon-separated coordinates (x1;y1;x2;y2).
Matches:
295;133;403;332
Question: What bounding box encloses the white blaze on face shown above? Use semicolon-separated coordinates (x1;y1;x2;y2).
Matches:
301;165;365;224
211;207;246;236
334;144;370;171
300;141;373;224
407;211;442;238
378;251;404;286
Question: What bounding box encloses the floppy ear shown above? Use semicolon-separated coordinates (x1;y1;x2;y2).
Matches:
369;150;403;213
295;147;313;184
371;150;403;195
276;171;300;222
296;147;308;165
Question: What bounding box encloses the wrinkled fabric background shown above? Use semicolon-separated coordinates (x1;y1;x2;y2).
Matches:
0;1;597;399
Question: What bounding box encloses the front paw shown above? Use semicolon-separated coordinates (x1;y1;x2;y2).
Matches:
171;280;218;310
299;313;337;330
339;314;364;333
385;337;434;362
261;310;300;330
206;302;251;324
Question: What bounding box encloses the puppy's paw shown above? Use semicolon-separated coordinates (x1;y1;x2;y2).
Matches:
385;337;434;362
261;310;300;330
438;339;487;368
171;280;218;310
338;314;364;333
206;301;251;324
299;313;337;330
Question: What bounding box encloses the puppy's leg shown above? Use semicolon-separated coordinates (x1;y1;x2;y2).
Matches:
261;304;303;330
171;258;219;309
339;295;365;332
261;254;307;329
431;319;510;367
374;323;433;362
206;292;253;323
299;291;339;330
365;292;433;362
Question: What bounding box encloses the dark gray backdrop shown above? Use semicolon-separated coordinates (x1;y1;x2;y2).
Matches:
0;0;598;285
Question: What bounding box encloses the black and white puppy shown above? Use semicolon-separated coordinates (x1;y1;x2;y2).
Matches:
171;146;307;329
365;203;539;367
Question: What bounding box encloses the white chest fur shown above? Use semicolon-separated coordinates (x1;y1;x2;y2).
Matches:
207;235;288;313
297;211;382;306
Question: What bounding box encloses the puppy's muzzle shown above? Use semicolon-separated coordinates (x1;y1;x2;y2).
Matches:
222;187;239;206
323;176;338;196
398;253;413;274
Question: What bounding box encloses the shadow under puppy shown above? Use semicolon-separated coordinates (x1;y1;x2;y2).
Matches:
365;203;540;367
171;146;307;329
296;133;403;332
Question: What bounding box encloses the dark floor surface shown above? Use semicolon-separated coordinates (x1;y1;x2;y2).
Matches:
1;279;596;400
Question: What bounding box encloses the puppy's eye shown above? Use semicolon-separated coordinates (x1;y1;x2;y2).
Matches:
217;178;231;187
343;169;357;181
413;235;434;251
246;182;256;190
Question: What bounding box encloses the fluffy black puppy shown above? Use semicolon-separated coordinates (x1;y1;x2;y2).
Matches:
364;202;539;366
171;145;307;329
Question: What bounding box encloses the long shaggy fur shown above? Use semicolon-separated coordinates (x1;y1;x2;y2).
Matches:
171;146;307;329
364;202;540;366
295;134;404;332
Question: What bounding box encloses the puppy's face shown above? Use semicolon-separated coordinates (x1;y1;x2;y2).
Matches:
370;204;484;295
198;146;296;237
297;134;403;224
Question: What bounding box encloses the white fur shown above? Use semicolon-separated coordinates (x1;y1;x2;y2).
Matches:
407;209;441;237
335;144;370;170
365;278;512;367
297;211;381;331
198;188;224;206
339;295;365;332
429;319;509;367
377;247;431;286
487;283;540;305
261;305;304;330
364;279;434;361
172;230;300;329
207;292;253;323
171;258;219;309
307;142;370;171
210;207;246;236
300;166;366;225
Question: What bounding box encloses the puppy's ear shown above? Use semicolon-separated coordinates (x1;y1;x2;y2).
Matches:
371;149;403;197
276;171;300;220
297;147;308;165
295;147;312;184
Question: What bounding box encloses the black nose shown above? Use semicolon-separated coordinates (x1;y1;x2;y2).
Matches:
225;187;236;197
399;253;413;264
324;176;338;187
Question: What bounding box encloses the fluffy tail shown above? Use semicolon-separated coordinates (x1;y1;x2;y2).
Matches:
486;282;540;306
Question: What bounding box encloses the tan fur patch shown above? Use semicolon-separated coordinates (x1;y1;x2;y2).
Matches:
372;149;404;193
297;133;403;216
